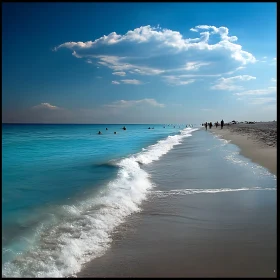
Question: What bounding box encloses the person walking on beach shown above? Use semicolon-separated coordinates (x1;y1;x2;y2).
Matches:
205;122;208;130
221;119;224;129
209;122;212;129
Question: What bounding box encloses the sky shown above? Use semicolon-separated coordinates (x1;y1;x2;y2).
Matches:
2;3;277;124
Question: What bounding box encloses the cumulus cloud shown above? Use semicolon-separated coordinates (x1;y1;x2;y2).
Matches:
104;98;165;108
112;71;126;76
32;103;60;110
112;81;120;84
234;86;276;96
54;24;256;84
211;75;256;91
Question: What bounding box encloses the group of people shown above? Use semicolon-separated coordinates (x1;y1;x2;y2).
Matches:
98;124;193;135
203;119;224;130
98;126;127;134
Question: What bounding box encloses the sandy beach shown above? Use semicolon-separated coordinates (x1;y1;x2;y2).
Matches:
78;130;277;278
210;122;277;176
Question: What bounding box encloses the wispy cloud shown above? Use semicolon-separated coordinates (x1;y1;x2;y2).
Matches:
104;98;165;108
211;75;256;91
201;108;214;112
32;103;60;110
185;62;210;71
121;79;142;85
111;79;143;85
249;97;276;105
271;78;276;82
163;76;195;86
234;86;276;96
112;71;126;76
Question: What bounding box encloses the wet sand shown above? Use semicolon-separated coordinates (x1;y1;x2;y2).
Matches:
210;122;277;175
78;130;277;278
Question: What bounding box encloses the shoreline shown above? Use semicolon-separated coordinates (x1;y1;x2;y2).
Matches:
77;130;276;278
209;122;277;176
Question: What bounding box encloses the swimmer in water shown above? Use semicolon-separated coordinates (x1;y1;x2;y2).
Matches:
114;132;116;134
106;128;108;130
98;131;102;135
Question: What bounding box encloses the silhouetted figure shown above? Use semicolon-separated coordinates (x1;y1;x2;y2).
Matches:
98;131;102;135
148;127;151;129
122;126;126;130
106;128;108;130
205;122;208;130
209;122;212;129
114;132;117;134
221;119;224;129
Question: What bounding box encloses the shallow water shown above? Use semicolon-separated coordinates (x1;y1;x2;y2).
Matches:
2;123;197;277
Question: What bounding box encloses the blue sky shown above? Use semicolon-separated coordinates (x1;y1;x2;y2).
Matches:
2;3;276;123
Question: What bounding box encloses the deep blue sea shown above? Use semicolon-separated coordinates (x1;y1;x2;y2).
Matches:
2;123;199;277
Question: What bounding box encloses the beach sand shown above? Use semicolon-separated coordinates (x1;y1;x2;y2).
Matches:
209;122;277;176
78;130;277;278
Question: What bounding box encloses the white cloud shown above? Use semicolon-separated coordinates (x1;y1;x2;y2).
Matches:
121;79;142;85
273;57;276;61
211;75;256;91
185;61;210;71
249;97;276;105
32;103;60;110
54;24;256;84
112;71;126;76
104;98;165;108
112;81;120;84
234;86;276;96
271;78;276;82
163;75;195;86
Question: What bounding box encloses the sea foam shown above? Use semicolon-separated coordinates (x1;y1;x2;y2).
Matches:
2;127;198;277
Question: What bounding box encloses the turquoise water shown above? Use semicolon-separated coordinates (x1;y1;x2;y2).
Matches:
2;123;197;277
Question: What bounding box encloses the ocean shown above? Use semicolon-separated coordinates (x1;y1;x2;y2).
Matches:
2;124;276;277
2;123;197;277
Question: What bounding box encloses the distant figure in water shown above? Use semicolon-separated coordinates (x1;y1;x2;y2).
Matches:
98;131;102;135
174;126;175;128
215;122;218;128
152;127;154;129
106;128;108;130
205;122;208;130
163;126;165;128
122;126;126;130
209;122;212;129
221;119;224;129
148;127;151;129
114;132;117;134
